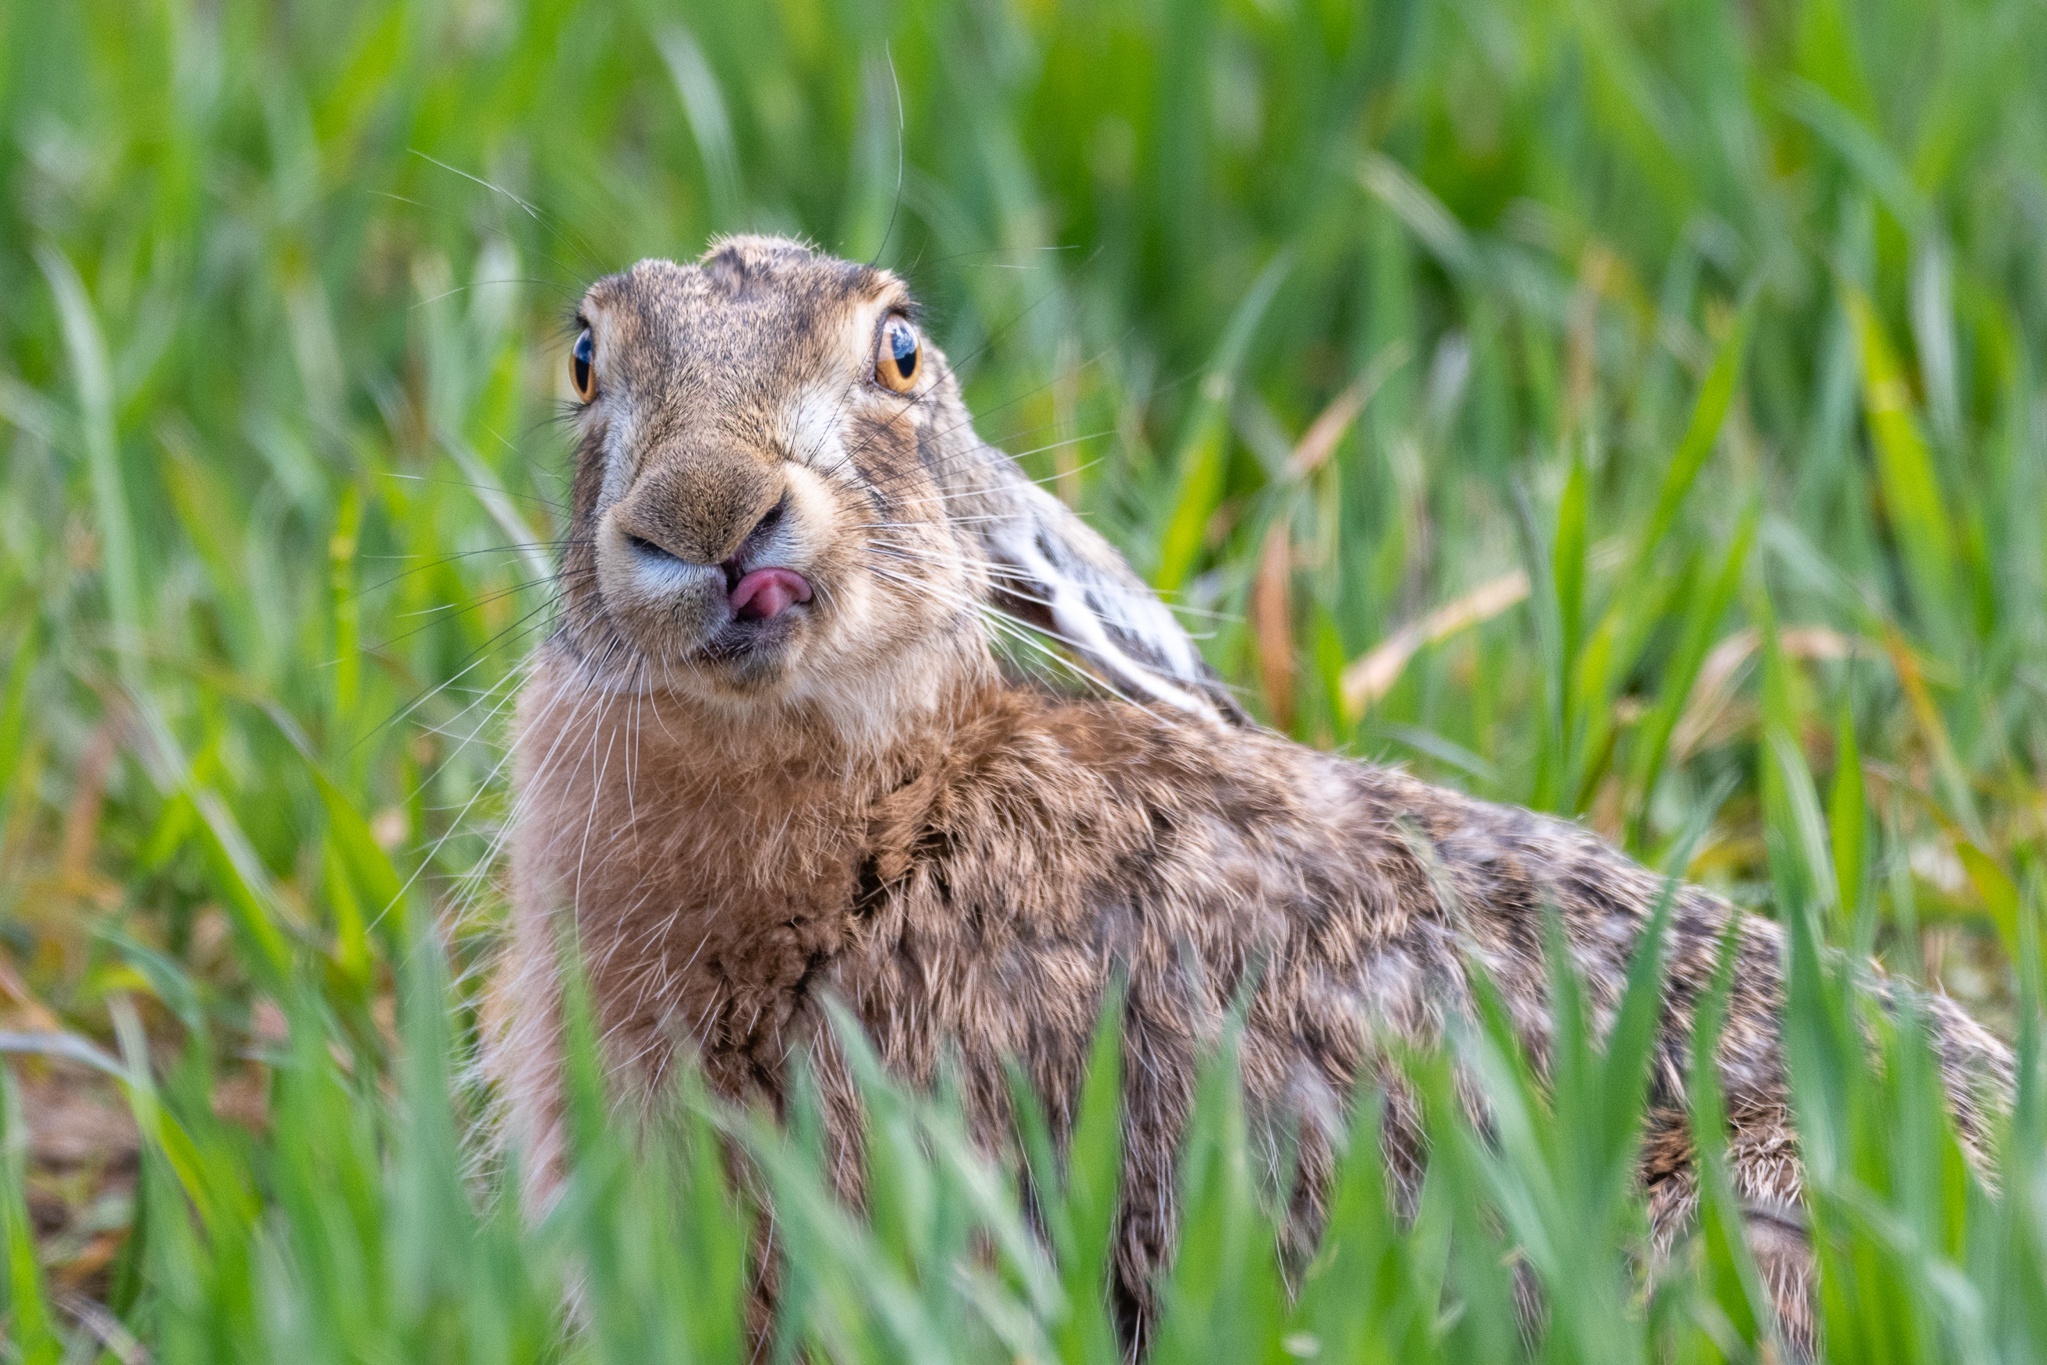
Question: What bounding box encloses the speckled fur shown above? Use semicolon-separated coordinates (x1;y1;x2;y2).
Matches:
489;237;2013;1356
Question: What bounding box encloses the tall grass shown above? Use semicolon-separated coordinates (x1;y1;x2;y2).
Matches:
2;0;2044;1358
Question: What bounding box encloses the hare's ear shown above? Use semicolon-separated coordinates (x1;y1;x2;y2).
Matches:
967;463;1247;726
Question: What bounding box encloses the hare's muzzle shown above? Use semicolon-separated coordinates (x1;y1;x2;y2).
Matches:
593;461;819;678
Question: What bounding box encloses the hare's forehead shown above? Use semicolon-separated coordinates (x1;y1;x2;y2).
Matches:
586;259;898;380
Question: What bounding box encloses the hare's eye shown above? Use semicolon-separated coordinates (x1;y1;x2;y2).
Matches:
570;327;597;402
876;316;920;393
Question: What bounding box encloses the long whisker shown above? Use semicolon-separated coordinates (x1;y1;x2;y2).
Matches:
349;587;570;754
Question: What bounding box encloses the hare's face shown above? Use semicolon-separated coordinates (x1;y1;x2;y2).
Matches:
554;237;987;716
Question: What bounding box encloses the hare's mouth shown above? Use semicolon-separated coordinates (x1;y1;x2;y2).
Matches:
594;507;818;679
693;562;814;668
726;566;811;621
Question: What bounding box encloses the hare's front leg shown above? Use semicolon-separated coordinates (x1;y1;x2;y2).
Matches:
481;897;569;1216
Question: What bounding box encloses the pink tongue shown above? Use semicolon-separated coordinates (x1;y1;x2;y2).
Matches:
729;567;812;621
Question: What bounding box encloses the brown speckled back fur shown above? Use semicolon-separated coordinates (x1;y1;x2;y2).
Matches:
488;237;2013;1356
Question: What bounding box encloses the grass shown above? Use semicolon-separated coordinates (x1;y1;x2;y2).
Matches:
2;0;2045;1357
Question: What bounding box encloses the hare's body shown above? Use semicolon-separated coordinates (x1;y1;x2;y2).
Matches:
492;237;2011;1353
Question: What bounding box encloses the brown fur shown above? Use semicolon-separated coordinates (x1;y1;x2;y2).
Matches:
490;237;2014;1356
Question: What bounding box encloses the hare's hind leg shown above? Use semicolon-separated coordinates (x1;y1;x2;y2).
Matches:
1724;1123;1815;1356
1646;1195;1815;1360
1643;1113;1816;1359
1738;1199;1817;1360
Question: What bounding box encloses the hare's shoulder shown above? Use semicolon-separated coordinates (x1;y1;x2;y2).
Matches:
895;690;1360;850
872;695;1447;942
888;689;1790;996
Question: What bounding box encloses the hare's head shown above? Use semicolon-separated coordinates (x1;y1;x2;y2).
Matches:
554;235;1242;736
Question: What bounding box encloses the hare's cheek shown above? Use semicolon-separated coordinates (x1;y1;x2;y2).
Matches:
782;382;859;474
776;465;854;612
587;413;640;518
778;465;837;549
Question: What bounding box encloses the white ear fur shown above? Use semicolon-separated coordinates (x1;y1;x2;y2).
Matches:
948;446;1246;726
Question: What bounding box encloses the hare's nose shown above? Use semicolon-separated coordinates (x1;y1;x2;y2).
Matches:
614;447;779;566
624;531;688;565
617;529;726;600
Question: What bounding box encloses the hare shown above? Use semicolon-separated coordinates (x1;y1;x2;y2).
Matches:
487;235;2012;1354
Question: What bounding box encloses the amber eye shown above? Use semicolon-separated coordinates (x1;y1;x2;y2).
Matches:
875;316;920;393
570;327;597;402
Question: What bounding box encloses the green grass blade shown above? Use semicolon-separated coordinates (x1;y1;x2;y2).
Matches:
1;1066;64;1365
1828;704;1867;941
1843;286;1960;639
1637;300;1756;566
35;243;142;687
1683;923;1773;1354
1153;252;1293;593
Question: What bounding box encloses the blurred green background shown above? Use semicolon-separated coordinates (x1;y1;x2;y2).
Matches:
2;0;2046;1357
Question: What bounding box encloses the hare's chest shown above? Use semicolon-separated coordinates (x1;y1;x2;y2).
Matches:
552;791;866;1069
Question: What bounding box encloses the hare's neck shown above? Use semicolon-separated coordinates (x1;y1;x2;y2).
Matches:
510;659;982;921
509;659;1001;1092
